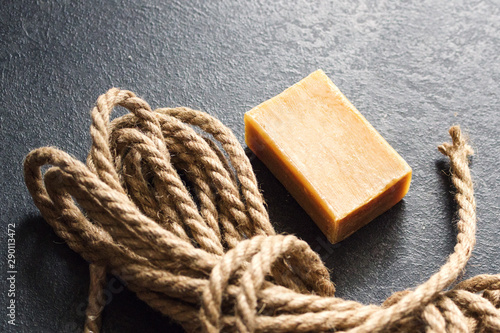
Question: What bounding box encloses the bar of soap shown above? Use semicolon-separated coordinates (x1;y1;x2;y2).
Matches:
245;70;412;243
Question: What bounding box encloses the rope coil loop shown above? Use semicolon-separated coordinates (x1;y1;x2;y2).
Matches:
24;89;500;332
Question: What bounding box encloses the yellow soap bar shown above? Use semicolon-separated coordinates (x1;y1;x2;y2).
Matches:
245;70;412;243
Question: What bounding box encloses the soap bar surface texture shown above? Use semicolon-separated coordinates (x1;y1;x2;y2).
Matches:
245;70;412;243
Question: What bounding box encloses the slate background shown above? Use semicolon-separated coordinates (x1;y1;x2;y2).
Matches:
1;0;499;332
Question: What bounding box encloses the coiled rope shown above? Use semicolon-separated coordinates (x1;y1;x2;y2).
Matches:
24;88;500;332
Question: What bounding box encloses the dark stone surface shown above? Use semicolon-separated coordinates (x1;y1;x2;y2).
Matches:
1;0;499;332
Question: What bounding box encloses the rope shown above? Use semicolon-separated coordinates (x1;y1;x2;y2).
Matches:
23;88;500;332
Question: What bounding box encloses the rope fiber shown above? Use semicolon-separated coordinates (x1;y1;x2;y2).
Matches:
24;89;500;332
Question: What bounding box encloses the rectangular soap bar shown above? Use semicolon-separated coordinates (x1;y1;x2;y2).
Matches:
245;70;412;243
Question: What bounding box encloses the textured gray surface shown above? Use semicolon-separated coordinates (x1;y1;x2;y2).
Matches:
1;0;499;332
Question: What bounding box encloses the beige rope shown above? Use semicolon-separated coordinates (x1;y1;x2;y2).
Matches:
23;88;500;332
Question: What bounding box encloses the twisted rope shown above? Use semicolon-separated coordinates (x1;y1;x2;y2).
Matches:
24;89;500;332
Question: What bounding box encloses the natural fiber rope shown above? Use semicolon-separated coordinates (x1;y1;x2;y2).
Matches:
23;88;500;332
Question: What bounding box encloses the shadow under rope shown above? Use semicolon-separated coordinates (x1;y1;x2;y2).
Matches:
435;158;460;255
430;156;475;284
15;214;88;332
246;147;460;303
16;214;184;333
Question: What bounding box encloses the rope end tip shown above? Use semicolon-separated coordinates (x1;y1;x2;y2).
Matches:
438;126;474;158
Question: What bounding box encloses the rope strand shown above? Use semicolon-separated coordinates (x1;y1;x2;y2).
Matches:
23;89;500;332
